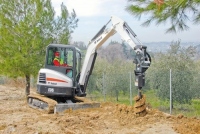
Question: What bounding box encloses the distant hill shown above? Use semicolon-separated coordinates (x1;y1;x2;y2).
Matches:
143;42;200;52
196;44;200;53
75;41;200;61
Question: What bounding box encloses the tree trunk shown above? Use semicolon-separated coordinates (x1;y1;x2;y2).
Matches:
25;74;30;96
116;90;119;101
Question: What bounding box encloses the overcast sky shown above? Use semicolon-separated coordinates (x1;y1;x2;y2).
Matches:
51;0;200;45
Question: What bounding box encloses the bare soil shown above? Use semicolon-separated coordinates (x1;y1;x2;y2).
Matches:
0;85;200;134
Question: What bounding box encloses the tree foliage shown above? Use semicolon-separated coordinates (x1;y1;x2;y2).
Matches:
0;0;78;94
87;40;200;105
87;57;134;101
87;41;137;100
126;0;200;33
147;41;196;104
191;60;200;98
98;43;127;62
72;41;87;50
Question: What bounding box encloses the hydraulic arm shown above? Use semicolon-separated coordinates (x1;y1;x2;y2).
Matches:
78;16;151;115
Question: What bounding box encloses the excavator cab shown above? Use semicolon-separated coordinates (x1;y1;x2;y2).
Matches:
36;44;82;98
45;44;81;82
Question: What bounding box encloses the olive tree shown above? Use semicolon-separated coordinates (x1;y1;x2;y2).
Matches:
148;41;196;104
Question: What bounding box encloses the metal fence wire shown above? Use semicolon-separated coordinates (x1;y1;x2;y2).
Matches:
87;70;200;117
87;72;136;102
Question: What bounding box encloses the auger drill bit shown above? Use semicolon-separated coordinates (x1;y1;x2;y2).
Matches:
134;75;147;116
133;45;151;116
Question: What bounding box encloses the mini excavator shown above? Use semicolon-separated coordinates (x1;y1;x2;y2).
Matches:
28;16;151;115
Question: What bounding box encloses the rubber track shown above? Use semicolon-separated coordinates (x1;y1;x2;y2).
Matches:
28;94;57;114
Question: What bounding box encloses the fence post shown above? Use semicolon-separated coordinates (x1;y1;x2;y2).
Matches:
170;69;172;114
103;72;106;102
130;72;132;105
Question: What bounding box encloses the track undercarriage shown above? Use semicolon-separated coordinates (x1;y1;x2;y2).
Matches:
27;93;100;114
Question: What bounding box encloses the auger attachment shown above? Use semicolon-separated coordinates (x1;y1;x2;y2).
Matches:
133;45;151;116
133;77;147;116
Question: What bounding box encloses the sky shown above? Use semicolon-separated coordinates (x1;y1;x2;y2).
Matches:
51;0;200;45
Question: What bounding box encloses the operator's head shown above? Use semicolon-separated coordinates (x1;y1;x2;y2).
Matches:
55;51;60;58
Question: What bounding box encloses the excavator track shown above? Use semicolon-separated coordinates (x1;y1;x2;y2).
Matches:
134;94;146;116
27;94;57;114
54;96;100;113
27;93;100;114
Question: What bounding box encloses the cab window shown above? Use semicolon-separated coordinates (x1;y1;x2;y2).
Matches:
46;47;74;67
65;49;73;67
47;48;56;65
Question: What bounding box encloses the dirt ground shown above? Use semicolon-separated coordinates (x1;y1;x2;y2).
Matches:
0;85;200;134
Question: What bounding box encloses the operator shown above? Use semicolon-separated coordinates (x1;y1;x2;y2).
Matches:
53;51;72;77
53;51;68;66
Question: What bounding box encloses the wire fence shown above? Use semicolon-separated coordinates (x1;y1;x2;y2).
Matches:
87;72;137;102
87;70;200;117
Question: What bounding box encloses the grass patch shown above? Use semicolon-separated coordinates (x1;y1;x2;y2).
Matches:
173;99;200;117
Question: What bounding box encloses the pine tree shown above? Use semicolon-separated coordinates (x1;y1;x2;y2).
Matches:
126;0;200;33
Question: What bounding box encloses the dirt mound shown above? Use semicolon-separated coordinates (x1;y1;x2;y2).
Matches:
0;85;200;134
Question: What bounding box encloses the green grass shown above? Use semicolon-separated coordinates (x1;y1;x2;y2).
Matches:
145;90;200;117
172;99;200;117
193;99;200;112
192;99;200;116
